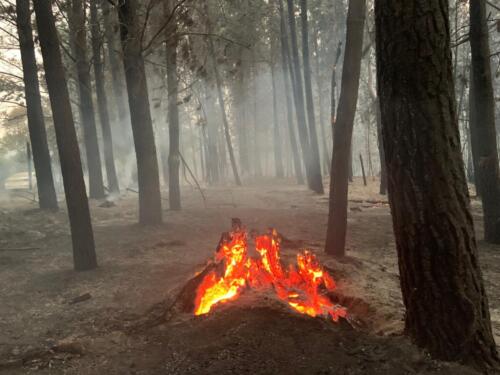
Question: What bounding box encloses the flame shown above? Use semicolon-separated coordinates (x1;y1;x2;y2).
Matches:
193;228;347;322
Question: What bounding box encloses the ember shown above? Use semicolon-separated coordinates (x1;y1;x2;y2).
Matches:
193;220;347;322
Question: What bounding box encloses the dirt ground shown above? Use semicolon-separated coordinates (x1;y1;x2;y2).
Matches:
0;177;498;374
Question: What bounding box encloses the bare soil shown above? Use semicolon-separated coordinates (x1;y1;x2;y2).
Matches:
0;178;498;374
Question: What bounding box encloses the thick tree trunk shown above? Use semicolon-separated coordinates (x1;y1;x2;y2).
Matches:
71;0;105;199
15;0;58;210
117;0;162;225
33;0;97;271
375;0;499;370
278;0;304;185
271;64;284;178
90;0;119;194
300;0;323;193
165;0;181;210
325;0;366;257
469;0;500;243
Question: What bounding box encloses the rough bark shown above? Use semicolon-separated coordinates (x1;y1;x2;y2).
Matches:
278;0;304;185
300;0;323;193
34;0;97;271
469;0;500;243
165;0;181;210
375;0;499;370
71;0;105;199
325;0;366;257
15;0;58;210
90;0;119;194
117;0;162;225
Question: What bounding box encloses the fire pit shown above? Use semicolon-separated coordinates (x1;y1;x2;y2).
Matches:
188;219;346;322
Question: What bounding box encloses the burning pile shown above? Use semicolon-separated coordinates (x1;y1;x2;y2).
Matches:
193;219;347;322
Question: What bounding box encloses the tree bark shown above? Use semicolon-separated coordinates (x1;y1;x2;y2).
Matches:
300;0;323;193
34;0;97;271
71;0;105;199
90;0;119;194
325;0;366;257
15;0;58;210
469;0;500;243
375;0;499;369
117;0;162;225
278;0;304;185
165;0;181;210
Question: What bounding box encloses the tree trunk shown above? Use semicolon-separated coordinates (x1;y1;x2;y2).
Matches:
469;0;500;243
102;0;133;157
271;64;284;178
325;0;366;257
204;1;241;186
15;0;58;210
203;88;220;184
33;0;97;271
90;0;119;194
285;0;320;193
367;58;386;195
312;30;331;175
375;0;499;370
117;0;162;225
71;0;105;199
359;154;366;186
278;0;304;185
165;0;181;210
300;0;323;193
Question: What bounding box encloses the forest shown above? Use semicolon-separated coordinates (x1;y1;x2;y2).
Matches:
0;0;499;374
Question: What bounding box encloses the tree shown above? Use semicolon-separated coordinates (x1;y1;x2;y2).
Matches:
300;0;323;193
117;0;163;224
101;0;132;155
375;0;499;369
165;0;181;210
278;0;304;184
15;0;58;210
325;0;366;257
90;0;119;194
33;0;97;271
286;0;322;194
71;0;105;199
204;0;242;186
468;0;500;244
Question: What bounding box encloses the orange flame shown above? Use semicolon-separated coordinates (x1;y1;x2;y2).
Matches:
193;229;347;322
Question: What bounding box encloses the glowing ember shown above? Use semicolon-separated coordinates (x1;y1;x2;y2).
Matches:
193;223;347;322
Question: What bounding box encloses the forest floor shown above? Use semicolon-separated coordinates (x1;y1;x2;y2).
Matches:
0;177;498;374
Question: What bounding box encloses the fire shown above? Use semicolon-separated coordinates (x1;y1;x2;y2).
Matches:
193;224;347;322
